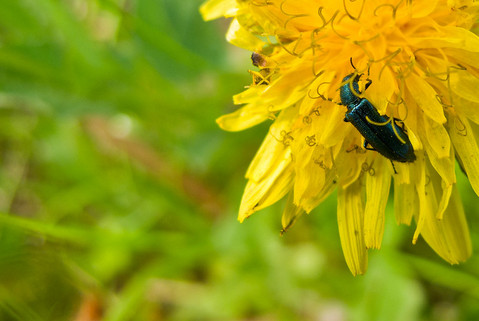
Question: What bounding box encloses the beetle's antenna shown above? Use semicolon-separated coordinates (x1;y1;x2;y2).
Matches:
349;57;356;70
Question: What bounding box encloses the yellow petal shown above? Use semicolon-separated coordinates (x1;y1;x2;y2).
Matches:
416;171;472;264
412;151;428;243
234;86;271;105
318;106;352;148
239;161;293;222
290;111;339;211
337;180;368;276
421;121;456;219
238;109;298;221
226;18;264;50
393;161;412;185
260;67;314;111
299;71;336;115
367;64;397;115
281;191;305;234
411;26;479;52
448;114;479;196
293;146;325;205
436;180;453;220
424;147;455;220
399;100;423;151
364;157;391;249
334;134;368;189
418;113;456;196
301;170;337;213
433;186;472;263
200;0;238;21
406;73;446;124
410;0;439;18
424;114;451;159
246;107;296;181
393;180;417;226
444;48;479;70
216;102;271;131
450;70;479;104
453;94;479;124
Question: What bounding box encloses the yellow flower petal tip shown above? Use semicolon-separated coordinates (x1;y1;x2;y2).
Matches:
199;0;238;21
202;0;479;274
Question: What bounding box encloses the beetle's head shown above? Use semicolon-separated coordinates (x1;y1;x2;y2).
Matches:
339;73;362;107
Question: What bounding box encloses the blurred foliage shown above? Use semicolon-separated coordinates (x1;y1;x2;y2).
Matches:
0;0;478;320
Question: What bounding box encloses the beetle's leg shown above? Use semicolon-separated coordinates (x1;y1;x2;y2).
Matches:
398;119;406;131
363;140;375;151
363;64;372;91
390;161;398;174
364;78;372;91
393;117;407;131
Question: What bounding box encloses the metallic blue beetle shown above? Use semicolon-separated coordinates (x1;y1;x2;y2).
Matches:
339;71;416;163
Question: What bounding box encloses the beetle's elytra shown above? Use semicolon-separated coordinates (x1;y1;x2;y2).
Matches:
339;70;416;163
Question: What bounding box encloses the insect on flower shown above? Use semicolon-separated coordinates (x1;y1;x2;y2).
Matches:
201;0;479;275
340;59;416;165
250;52;273;86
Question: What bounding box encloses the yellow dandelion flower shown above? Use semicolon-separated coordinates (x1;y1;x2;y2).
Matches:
201;0;479;275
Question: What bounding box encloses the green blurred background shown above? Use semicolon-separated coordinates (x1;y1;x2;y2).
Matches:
0;0;479;320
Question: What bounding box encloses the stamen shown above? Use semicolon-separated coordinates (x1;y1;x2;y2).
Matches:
374;4;397;18
275;130;294;147
311;32;327;77
275;34;312;57
303;115;312;124
435;95;453;108
346;144;367;154
308;89;323;100
353;34;381;61
305;135;317;146
314;158;328;169
454;116;468;137
373;0;411;19
316;7;332;32
280;0;309;29
373;48;402;80
311;81;336;102
361;162;376;176
275;35;299;57
248;70;271;86
311;54;326;76
343;0;366;21
302;106;322;123
387;97;404;108
330;11;349;39
315;7;349;39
